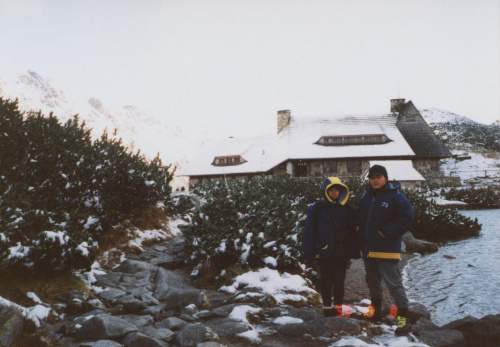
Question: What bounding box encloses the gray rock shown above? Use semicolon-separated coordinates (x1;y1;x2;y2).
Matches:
468;314;500;346
65;309;106;336
418;329;467;347
122;332;168;347
153;268;170;301
402;232;438;254
83;298;107;311
277;317;361;338
140;326;175;342
287;307;319;321
98;289;127;303
163;288;203;311
204;318;249;338
82;341;124;347
180;314;195;322
114;259;158;274
157;317;187;331
74;314;138;340
94;274;122;288
0;304;24;347
196;343;227;347
408;302;431;323
412;318;440;335
140;293;161;306
441;315;478;340
120;314;154;328
115;295;147;313
175;324;213;347
210;303;259;318
141;305;164;316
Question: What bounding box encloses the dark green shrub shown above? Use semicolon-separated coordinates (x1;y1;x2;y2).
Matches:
0;97;174;275
440;187;500;208
185;176;482;276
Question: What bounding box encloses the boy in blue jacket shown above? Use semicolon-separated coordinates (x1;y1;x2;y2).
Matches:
303;177;357;317
357;165;413;336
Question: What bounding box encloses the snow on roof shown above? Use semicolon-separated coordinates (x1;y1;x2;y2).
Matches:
285;114;415;160
179;114;416;177
364;160;426;181
178;134;286;176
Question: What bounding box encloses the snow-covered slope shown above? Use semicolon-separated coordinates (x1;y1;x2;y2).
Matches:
0;71;198;187
420;108;500;186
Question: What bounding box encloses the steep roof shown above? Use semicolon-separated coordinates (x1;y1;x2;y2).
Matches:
397;101;452;158
179;113;417;177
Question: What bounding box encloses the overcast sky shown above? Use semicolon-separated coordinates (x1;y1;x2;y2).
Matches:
1;0;498;139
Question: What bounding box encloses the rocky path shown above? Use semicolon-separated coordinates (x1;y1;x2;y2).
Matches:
6;234;497;347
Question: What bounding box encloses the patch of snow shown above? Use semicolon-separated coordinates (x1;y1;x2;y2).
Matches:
273;316;303;325
229;305;262;324
220;267;317;304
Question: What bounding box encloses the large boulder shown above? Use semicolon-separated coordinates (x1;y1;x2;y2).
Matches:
0;305;24;347
418;330;467;347
441;316;478;341
122;332;167;347
402;232;438;254
467;314;500;347
73;314;138;341
203;318;250;338
175;324;214;347
408;302;431;323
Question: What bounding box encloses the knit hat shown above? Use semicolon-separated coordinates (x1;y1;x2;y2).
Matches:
368;165;388;180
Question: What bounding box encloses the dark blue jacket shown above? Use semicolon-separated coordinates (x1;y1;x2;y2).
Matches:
303;177;357;261
357;181;413;260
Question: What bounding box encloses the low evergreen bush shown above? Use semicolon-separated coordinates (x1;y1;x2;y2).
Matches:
185;176;482;275
0;98;174;275
440;187;500;208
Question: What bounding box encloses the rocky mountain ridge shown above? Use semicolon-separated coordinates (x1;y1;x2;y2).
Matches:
0;71;189;170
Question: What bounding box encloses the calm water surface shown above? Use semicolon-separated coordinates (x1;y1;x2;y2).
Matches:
405;209;500;325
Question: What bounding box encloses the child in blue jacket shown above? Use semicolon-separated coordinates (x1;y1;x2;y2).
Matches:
303;177;357;317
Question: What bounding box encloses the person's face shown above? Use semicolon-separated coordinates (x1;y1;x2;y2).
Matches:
369;174;387;189
327;187;340;200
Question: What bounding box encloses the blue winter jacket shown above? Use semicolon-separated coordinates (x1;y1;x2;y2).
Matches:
357;181;414;260
303;177;357;261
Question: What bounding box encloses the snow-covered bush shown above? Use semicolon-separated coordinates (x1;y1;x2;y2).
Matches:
185;176;482;274
185;176;322;273
440;187;500;208
0;98;174;274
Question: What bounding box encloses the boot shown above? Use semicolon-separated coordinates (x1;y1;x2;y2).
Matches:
323;306;335;317
394;307;412;336
363;298;383;321
334;304;343;317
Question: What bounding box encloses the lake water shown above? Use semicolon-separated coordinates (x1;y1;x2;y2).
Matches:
405;209;500;325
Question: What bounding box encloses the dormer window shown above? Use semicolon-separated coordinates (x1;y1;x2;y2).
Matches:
316;134;391;146
212;155;247;166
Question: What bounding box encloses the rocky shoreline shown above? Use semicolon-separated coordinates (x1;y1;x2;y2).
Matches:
1;235;499;347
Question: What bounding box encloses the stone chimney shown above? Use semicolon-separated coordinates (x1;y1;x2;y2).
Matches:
277;110;291;133
390;99;406;113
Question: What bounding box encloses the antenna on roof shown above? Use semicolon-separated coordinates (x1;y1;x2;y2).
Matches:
397;81;400;99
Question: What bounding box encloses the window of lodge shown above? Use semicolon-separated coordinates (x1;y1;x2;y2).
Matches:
212;155;246;166
316;134;390;146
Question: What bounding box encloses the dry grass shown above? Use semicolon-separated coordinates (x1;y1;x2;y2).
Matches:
0;271;89;308
195;261;248;289
133;204;169;231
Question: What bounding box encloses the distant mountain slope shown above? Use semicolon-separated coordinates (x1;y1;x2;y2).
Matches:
0;71;192;171
420;108;500;186
420;108;500;153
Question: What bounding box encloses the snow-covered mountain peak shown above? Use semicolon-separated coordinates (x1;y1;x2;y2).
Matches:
0;70;195;172
419;108;477;125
